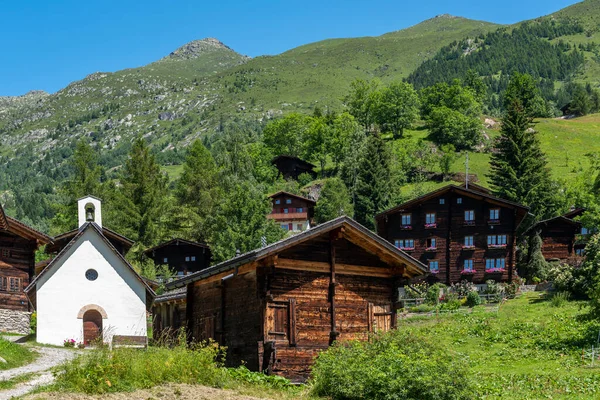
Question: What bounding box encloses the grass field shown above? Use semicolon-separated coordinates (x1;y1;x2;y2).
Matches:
397;292;600;399
0;338;35;370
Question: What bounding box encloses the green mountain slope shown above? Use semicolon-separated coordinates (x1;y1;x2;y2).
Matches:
2;3;600;228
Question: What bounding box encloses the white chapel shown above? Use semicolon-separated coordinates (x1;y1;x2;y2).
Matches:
25;196;154;346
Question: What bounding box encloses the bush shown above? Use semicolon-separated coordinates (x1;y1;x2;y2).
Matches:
30;311;37;334
439;299;461;311
51;343;228;394
451;280;476;297
547;262;575;292
426;283;446;305
311;331;473;400
466;291;482;307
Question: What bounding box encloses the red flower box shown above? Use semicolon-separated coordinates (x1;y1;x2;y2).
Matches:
401;225;412;230
425;223;437;229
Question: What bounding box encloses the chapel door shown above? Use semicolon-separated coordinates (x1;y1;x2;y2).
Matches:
83;310;103;345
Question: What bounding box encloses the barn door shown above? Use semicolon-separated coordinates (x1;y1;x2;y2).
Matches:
368;303;392;333
266;299;296;345
83;310;103;345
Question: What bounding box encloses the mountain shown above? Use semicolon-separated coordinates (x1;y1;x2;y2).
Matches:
1;3;600;228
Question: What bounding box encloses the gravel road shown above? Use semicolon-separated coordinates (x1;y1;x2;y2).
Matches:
0;346;78;400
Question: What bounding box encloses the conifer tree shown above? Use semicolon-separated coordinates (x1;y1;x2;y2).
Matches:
171;140;222;242
489;73;559;219
206;179;284;263
51;140;104;234
354;134;392;230
117;137;168;250
523;232;549;281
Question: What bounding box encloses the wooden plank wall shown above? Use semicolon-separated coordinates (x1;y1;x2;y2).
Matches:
539;220;579;261
268;268;393;381
0;231;36;312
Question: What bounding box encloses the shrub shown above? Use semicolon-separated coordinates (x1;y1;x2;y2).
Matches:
504;282;520;299
30;311;37;334
426;283;446;305
550;291;570;307
51;342;228;394
451;280;476;297
439;299;461;311
466;291;482;307
311;331;473;400
63;339;76;348
547;262;575;292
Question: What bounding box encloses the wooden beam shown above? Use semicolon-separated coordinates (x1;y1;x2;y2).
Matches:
275;258;395;278
329;234;338;345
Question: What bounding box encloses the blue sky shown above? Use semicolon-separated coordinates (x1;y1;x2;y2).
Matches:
0;0;579;96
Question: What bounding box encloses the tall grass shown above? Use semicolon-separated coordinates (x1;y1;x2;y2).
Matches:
51;342;229;394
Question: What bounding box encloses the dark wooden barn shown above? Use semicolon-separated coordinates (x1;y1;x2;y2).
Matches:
375;185;529;285
164;216;426;381
0;204;51;314
271;155;317;181
529;208;589;263
144;238;212;278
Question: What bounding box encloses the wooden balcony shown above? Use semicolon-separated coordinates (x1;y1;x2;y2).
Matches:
268;212;309;221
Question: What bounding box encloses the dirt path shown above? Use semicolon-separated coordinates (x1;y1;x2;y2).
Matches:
22;383;268;400
0;347;78;400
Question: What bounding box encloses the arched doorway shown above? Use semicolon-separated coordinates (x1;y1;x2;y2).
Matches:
83;310;103;345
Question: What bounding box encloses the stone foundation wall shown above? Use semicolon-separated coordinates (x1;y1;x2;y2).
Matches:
0;309;31;335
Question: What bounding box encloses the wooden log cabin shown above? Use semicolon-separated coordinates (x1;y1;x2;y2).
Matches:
375;184;529;285
268;191;315;233
271;155;317;181
529;208;589;263
0;203;51;331
164;216;427;381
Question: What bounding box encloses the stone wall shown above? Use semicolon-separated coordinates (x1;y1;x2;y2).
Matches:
0;309;31;335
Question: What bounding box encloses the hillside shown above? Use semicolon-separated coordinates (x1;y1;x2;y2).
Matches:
395;292;600;399
2;2;600;229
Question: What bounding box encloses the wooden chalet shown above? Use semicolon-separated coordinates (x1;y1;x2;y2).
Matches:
375;185;529;285
0;203;51;315
144;238;212;278
268;191;315;232
529;208;589;263
271;155;317;181
164;216;427;381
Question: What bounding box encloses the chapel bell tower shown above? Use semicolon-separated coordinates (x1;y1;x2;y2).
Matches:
77;195;102;229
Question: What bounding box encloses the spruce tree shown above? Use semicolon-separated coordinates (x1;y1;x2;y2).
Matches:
489;74;559;219
354;134;392;230
171;140;222;242
51;140;104;234
117;137;168;250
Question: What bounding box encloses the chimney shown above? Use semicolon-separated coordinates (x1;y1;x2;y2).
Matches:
77;196;102;229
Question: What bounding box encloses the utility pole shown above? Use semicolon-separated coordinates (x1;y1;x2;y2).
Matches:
465;152;470;189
